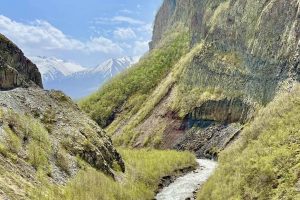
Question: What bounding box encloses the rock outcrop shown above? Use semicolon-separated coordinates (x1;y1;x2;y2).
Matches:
0;34;43;90
0;88;124;175
173;123;242;159
188;98;250;126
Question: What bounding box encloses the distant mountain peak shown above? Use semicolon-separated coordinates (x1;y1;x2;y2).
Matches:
30;56;86;82
91;56;137;75
31;56;138;99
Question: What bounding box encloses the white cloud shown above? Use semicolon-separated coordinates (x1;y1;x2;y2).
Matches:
93;16;145;25
119;9;133;14
133;40;149;56
0;15;153;65
136;23;153;35
114;28;136;40
86;36;123;53
112;16;145;25
0;15;123;55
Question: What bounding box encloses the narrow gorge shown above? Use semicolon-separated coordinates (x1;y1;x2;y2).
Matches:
80;0;300;199
0;0;299;199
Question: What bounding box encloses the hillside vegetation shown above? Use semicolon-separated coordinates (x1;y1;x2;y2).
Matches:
0;109;196;200
0;87;131;200
32;149;196;200
79;0;300;151
0;108;52;199
79;31;189;128
197;84;300;199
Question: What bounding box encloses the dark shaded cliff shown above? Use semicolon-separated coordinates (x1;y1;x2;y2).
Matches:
0;34;43;90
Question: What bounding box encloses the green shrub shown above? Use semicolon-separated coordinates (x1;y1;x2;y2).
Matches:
23;117;52;171
3;126;22;154
0;110;52;172
55;148;70;174
28;141;50;171
2;110;52;171
41;108;56;133
0;143;8;157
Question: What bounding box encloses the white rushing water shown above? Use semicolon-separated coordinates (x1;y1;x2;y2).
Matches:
155;159;217;200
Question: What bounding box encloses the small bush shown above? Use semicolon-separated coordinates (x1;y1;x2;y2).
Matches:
41;108;56;133
4;126;22;154
55;148;70;174
0;110;51;171
28;141;49;171
0;143;8;157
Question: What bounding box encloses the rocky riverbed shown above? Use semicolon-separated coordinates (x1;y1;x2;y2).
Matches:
155;159;217;200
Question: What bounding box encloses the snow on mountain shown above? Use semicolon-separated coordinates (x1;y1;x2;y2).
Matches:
32;56;138;99
30;56;86;82
85;56;138;79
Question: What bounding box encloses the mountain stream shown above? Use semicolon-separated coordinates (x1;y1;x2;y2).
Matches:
155;159;217;200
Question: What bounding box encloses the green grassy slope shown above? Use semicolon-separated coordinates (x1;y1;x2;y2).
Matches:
197;85;300;200
79;31;189;128
0;109;53;199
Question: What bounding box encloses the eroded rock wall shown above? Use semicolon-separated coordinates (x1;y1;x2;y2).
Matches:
152;0;299;84
133;0;300;156
189;98;250;125
0;34;43;90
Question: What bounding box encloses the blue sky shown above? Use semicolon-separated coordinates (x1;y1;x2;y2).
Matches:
0;0;162;66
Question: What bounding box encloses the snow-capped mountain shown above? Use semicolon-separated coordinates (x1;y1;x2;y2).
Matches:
32;56;138;99
73;56;138;80
30;56;86;82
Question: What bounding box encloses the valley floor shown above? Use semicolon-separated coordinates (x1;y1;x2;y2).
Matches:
33;148;197;200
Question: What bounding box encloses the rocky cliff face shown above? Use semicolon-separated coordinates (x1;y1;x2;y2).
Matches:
0;34;43;90
0;35;124;199
152;0;299;92
152;0;299;100
102;0;299;158
153;0;299;59
170;0;298;156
